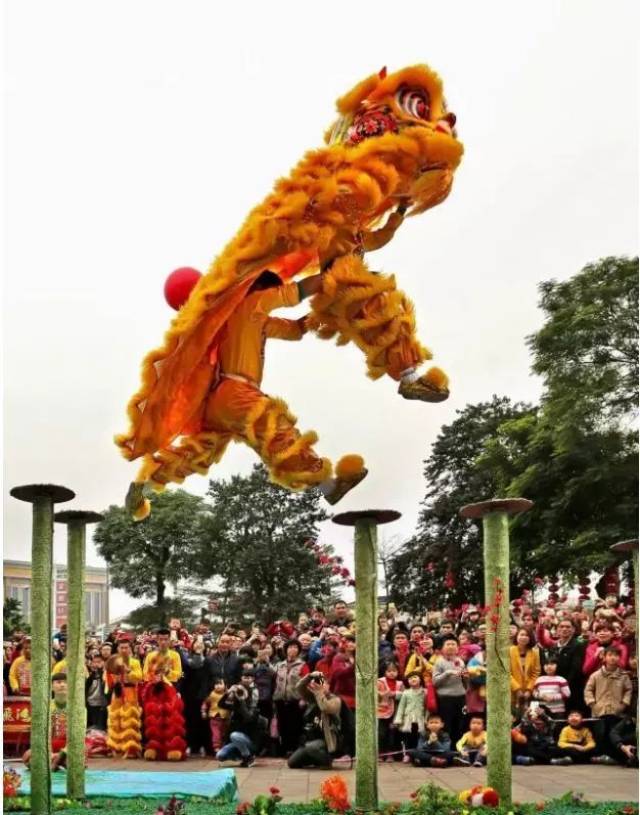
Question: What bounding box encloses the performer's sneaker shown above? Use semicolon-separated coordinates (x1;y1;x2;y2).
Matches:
398;368;450;403
240;755;256;768
453;756;471;767
324;468;368;506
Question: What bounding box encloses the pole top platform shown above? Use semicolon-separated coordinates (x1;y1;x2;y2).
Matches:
332;509;401;527
10;484;75;504
610;538;638;555
55;510;104;526
460;498;533;519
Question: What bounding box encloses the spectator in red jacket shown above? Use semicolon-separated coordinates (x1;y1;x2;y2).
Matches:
583;624;628;676
330;635;356;710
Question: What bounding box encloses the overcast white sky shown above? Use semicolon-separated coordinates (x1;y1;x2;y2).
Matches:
3;1;638;619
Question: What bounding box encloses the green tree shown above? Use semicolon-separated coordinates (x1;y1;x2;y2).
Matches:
3;597;29;638
94;489;207;622
481;256;638;580
196;464;337;622
387;397;534;612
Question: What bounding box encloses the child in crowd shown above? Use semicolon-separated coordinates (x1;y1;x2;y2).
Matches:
201;678;229;754
85;653;108;731
432;637;467;745
409;713;453;767
511;713;531;764
454;714;487;767
532;657;570;718
555;710;596;764
377;661;404;762
394;671;426;762
519;707;560;765
584;646;633;759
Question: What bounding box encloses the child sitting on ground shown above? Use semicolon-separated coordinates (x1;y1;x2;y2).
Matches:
519;706;558;765
555;710;596;765
454;715;487;767
532;657;570;718
201;678;229;754
511;712;531;764
409;713;453;767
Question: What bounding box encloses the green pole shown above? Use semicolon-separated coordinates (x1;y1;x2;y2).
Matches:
333;509;401;815
11;484;75;815
460;498;532;808
54;511;103;800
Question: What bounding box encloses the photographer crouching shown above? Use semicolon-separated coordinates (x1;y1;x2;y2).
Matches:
288;671;347;769
216;670;267;767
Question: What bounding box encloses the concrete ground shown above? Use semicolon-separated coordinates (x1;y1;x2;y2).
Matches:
87;757;639;804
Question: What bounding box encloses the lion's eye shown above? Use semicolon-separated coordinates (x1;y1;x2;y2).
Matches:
395;86;430;120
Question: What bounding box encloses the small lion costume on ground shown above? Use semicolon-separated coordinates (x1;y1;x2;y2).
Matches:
142;640;187;761
117;65;463;517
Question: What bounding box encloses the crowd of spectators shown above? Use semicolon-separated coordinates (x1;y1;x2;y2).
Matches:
3;592;637;770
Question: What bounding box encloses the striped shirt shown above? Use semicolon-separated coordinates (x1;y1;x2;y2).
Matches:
532;675;570;714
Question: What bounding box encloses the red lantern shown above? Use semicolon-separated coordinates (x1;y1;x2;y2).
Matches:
603;566;620;596
164;267;202;311
444;570;456;590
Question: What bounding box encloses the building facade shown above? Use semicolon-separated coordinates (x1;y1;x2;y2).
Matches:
3;560;109;630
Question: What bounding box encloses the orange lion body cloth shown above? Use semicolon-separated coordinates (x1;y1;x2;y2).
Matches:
116;65;463;513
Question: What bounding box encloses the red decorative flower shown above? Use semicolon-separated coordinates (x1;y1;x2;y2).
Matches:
346;108;399;146
340;567;350;578
534;577;544;586
348;579;356;587
409;791;418;800
331;566;341;575
269;787;280;795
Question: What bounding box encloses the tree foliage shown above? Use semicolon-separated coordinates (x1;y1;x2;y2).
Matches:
387;398;534;612
4;597;29;638
94;489;207;620
481;256;638;578
195;464;337;622
388;256;638;612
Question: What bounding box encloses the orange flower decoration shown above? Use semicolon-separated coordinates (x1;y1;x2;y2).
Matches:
320;775;350;812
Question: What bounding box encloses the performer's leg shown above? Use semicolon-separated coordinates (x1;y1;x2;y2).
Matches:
125;428;231;520
208;380;367;504
309;253;449;402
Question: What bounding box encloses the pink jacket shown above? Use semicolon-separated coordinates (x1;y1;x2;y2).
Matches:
582;639;628;675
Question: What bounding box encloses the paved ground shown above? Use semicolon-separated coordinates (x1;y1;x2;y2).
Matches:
87;757;639;804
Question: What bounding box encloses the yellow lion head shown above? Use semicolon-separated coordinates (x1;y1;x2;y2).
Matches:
325;65;464;215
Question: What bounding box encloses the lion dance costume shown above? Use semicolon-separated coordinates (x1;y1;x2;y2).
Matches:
116;65;464;517
141;647;187;761
105;641;143;758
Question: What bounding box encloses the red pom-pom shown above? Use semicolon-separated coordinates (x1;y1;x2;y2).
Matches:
164;267;202;311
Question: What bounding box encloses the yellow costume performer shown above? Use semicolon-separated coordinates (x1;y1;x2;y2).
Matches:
105;639;143;758
117;65;463;517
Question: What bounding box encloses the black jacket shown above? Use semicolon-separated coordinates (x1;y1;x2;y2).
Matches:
208;651;242;686
219;689;267;746
610;716;637;750
180;653;213;703
544;637;586;699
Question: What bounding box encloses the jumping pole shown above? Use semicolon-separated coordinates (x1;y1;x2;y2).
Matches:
333;509;401;814
460;498;532;807
10;484;75;815
54;510;104;800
